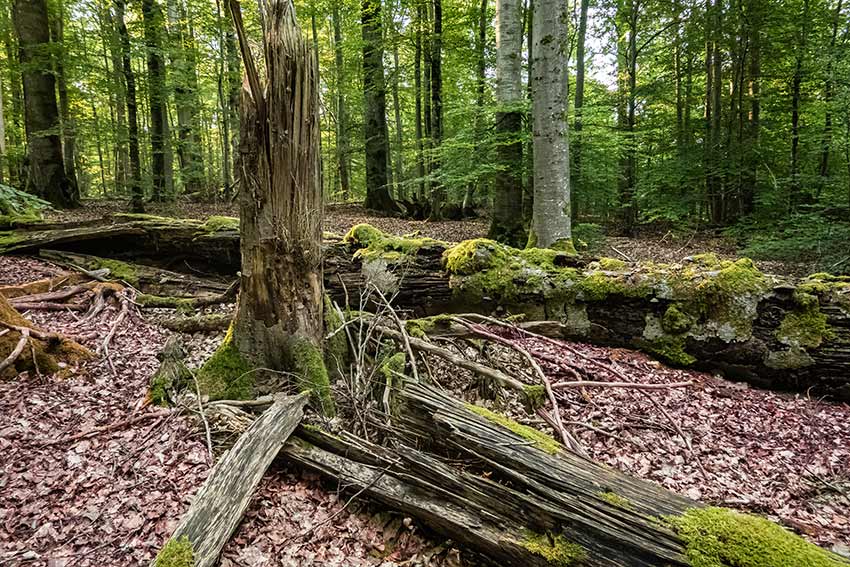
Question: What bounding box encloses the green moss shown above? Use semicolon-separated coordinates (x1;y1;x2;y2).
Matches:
598;491;633;509
647;335;697;366
764;346;816;369
379;352;406;387
597;257;628;271
404;314;455;339
137;294;195;313
94;257;140;286
667;507;846;567
290;337;336;417
466;403;561;455
196;325;254;400
155;536;194;567
662;305;694;334
776;292;834;349
523;384;547;411
323;295;349;378
0;231;27;248
520;530;587;566
344;223;447;262
199;215;239;232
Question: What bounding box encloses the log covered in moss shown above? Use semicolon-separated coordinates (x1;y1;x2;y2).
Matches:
336;225;850;400
281;381;848;567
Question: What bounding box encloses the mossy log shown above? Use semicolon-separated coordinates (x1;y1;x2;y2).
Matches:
281;381;847;567
157;392;308;567
5;218;850;398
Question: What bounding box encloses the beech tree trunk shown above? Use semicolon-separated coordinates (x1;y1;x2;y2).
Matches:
332;0;350;201
571;0;589;222
429;0;444;218
13;0;76;208
529;0;571;249
114;0;144;213
361;0;397;213
142;0;169;202
50;0;80;204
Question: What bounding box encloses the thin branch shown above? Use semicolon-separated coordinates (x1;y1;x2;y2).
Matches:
0;328;29;373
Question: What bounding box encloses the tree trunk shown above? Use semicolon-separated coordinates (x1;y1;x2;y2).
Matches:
414;1;425;202
789;0;809;209
142;0;169;202
114;0;144;213
428;0;444;218
463;0;487;213
488;0;525;246
332;0;351;201
224;0;333;413
49;0;79;204
225;15;240;197
2;5;23;186
12;0;76;208
361;0;398;213
571;0;589;222
529;0;571;249
391;39;404;200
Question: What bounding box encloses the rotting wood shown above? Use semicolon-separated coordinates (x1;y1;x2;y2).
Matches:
157;392;308;567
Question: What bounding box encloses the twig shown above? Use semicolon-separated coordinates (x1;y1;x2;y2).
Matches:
552;380;693;390
0;328;29;373
453;318;587;458
191;371;215;464
609;245;633;262
370;284;419;382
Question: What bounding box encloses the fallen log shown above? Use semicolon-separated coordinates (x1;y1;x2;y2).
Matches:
155;392;308;567
5;217;850;398
280;381;847;567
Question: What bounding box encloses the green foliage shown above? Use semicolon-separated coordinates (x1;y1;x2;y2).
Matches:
344;223;447;261
0;184;52;226
598;491;633;509
667;507;846;567
571;223;606;254
155;536;194;567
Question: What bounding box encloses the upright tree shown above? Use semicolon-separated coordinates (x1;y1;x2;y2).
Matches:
332;0;351;200
12;0;76;207
115;0;144;212
429;0;444;217
529;0;571;248
141;0;170;201
361;0;397;212
572;0;590;221
50;0;79;204
488;0;525;245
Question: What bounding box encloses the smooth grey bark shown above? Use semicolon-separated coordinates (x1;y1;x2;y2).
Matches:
571;0;589;222
529;0;571;248
488;0;525;245
392;38;404;199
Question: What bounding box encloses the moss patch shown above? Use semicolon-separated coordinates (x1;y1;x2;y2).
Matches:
379;352;406;389
598;491;633;509
154;535;194;567
522;384;547;411
137;294;196;314
404;314;455;339
520;530;587;566
466;403;561;455
776;292;834;349
344;223;447;262
289;337;336;417
195;325;254;400
323;295;349;379
667;507;846;567
199;215;239;233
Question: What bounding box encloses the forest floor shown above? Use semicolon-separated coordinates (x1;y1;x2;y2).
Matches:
2;201;846;565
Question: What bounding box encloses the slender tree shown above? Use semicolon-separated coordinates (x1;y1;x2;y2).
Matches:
115;0;143;212
12;0;76;207
141;0;169;201
529;0;571;248
332;0;350;200
50;0;79;203
488;0;525;245
361;0;397;212
572;0;589;221
429;0;443;217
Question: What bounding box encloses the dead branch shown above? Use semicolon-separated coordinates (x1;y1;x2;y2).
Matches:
552;380;694;390
38;409;172;447
12;301;88;311
0;328;30;373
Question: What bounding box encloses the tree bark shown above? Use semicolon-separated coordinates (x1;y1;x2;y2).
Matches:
361;0;398;213
226;0;333;413
142;0;169;202
789;0;809;209
114;0;144;213
488;0;525;246
529;0;571;249
49;0;79;204
414;1;425;202
428;0;444;218
571;0;589;222
12;0;76;208
332;0;351;201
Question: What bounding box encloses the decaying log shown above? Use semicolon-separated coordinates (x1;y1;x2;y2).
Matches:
149;337;193;405
39;249;231;297
157;392;308;567
0;271;92;299
279;381;846;566
5;217;850;399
